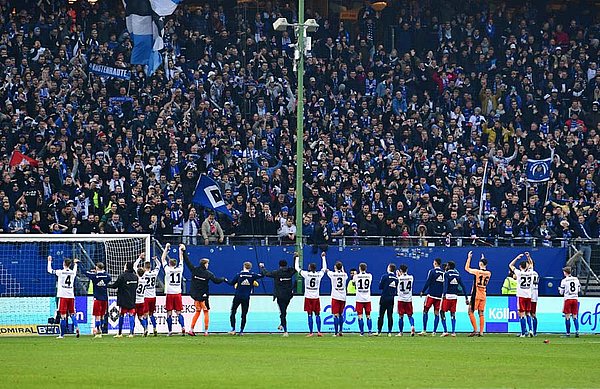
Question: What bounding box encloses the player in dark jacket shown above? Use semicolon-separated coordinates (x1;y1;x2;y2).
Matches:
377;263;398;336
227;262;264;336
108;261;138;338
259;255;297;337
180;244;227;336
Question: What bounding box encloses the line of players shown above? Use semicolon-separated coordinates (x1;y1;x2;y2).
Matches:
48;246;581;338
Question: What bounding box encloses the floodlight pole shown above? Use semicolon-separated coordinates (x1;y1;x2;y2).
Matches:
295;0;305;293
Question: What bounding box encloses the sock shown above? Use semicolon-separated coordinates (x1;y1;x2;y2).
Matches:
408;316;415;328
316;315;322;332
565;318;571;334
60;318;66;336
308;315;314;333
533;317;538;335
150;315;157;329
204;311;210;332
167;316;173;332
526;316;532;332
451;316;456;333
178;314;185;330
433;315;440;332
573;317;579;332
141;318;148;330
95;320;101;332
479;315;485;334
118;316;123;335
469;312;477;332
441;315;447;332
333;316;339;334
70;314;79;329
191;312;200;331
423;312;428;331
520;317;527;334
128;315;135;334
367;318;373;332
399;317;404;333
358;318;364;334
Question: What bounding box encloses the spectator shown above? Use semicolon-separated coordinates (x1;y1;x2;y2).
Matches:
278;216;296;243
201;212;224;245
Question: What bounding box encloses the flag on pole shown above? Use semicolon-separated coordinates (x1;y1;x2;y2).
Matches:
526;158;552;182
9;151;38;168
192;175;233;220
150;0;183;16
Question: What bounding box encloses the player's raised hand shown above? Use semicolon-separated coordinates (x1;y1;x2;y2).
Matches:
516;253;524;259
467;251;473;260
525;252;530;258
480;253;485;260
321;252;326;259
258;262;264;268
165;242;171;250
179;243;185;251
74;258;80;263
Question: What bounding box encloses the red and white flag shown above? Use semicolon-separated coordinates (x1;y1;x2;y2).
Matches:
9;151;38;168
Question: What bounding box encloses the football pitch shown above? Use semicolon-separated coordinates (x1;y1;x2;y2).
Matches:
1;334;598;388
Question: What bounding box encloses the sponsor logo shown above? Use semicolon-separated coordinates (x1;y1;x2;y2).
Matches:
0;325;37;336
36;325;60;335
580;302;600;331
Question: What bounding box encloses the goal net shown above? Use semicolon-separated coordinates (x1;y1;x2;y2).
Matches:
0;234;150;328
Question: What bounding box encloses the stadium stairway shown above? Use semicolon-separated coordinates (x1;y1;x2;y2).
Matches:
0;262;22;297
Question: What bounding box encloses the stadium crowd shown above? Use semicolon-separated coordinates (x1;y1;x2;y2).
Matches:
0;0;599;247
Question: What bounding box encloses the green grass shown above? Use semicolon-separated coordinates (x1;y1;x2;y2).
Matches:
0;334;598;388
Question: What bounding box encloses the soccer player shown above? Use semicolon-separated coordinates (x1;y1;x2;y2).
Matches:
376;263;398;336
162;243;185;336
529;255;539;336
559;266;581;337
353;263;373;336
419;258;444;336
465;251;491;337
509;252;534;337
396;264;415;337
86;262;111;338
182;244;227;336
326;258;348;336
108;261;138;338
259;256;297;337
227;261;264;335
295;251;327;337
134;266;149;337
47;256;80;339
141;254;161;336
440;261;468;337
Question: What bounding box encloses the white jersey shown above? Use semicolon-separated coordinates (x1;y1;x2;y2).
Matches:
327;271;348;301
300;270;325;299
531;270;539;302
514;269;533;298
559;276;580;300
164;263;183;294
353;272;373;303
135;275;146;304
397;274;414;302
143;268;160;298
48;262;77;299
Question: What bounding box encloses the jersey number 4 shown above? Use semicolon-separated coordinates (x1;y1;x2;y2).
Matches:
64;275;72;287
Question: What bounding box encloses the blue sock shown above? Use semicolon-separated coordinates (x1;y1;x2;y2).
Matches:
178;314;185;329
118;316;124;334
316;315;322;332
533;317;538;335
95;320;101;331
520;317;526;334
408;316;414;327
60;318;66;336
308;315;314;333
358;318;364;334
573;317;579;332
451;317;456;333
441;316;447;332
565;319;571;334
367;318;372;332
167;316;173;332
150;315;157;328
423;312;428;331
142;318;148;330
70;314;79;329
333;316;339;334
129;315;135;334
399;317;404;333
526;316;532;332
433;315;440;332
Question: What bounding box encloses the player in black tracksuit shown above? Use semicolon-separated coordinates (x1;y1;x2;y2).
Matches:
108;261;138;337
181;244;226;336
259;257;297;336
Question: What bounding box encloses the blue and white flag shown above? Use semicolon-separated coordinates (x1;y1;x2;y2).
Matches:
526;158;552;182
192;175;233;220
89;63;132;80
150;0;183;16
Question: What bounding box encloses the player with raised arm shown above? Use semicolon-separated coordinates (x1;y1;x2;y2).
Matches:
419;258;444;336
559;266;581;337
141;253;161;336
227;262;263;336
396;264;415;337
182;244;227;336
353;263;373;336
86;262;111;338
529;255;539;336
509;252;534;337
162;242;185;336
440;261;468;337
326;259;348;336
295;252;327;337
465;251;491;337
376;263;398;337
47;256;80;339
259;257;297;337
108;261;138;338
134;266;148;337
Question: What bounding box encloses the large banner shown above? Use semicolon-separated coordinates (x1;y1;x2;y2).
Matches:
2;296;599;335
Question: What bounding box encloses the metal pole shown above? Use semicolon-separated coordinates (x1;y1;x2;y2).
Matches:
295;0;305;293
